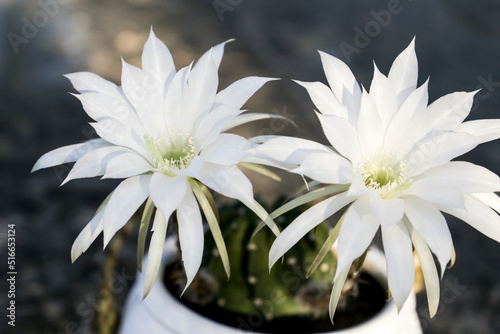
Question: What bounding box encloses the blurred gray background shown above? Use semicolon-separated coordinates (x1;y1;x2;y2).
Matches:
1;0;500;333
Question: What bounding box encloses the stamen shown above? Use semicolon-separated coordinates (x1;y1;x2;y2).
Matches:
359;152;412;198
145;132;197;177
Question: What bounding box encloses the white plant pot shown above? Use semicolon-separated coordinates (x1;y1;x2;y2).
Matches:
119;237;423;334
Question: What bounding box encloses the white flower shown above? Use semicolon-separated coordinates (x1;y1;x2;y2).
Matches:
256;39;500;318
32;29;280;297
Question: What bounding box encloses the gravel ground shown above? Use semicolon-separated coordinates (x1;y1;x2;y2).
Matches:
1;0;500;333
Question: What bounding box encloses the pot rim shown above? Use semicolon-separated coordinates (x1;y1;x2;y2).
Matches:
119;236;422;334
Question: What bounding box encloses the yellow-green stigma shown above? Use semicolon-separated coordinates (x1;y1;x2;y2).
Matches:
360;153;412;198
145;132;197;177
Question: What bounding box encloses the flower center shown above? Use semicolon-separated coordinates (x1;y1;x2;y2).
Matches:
145;132;197;177
359;153;411;198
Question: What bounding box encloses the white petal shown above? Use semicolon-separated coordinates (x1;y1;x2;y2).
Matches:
405;131;479;176
369;64;398;126
222;112;290;132
405;219;440;317
356;89;384;157
215;76;277;110
456;119;500;144
200;134;251;165
74;92;118;122
404;196;452;277
171;156;204;180
121;60;165;136
197;40;231;71
102;175;151;247
406;161;500;209
335;197;380;280
149;173;188;221
163;64;192;133
71;208;104;263
369;196;404;229
143;209;168;298
316;112;361;166
62;146;132;185
185;48;218;119
318;50;362;117
194;104;242;147
472;192;500;214
292;151;354;184
250;136;333;166
412;161;500;194
65;72;123;98
212;40;231;67
387;38;418;107
142;28;176;89
102;151;153;179
198;163;254;205
405;176;465;208
399;79;428;122
438;194;500;243
426;91;476;132
185;39;233;117
75;92;145;133
269;192;353;268
177;188;204;291
382;221;415;312
121;59;151;106
242;155;296;171
249;135;283;144
32;139;109;172
384;80;428;157
90;120;148;158
294;80;348;119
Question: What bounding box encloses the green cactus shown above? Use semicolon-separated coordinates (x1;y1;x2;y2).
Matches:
165;197;387;331
202;198;337;321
